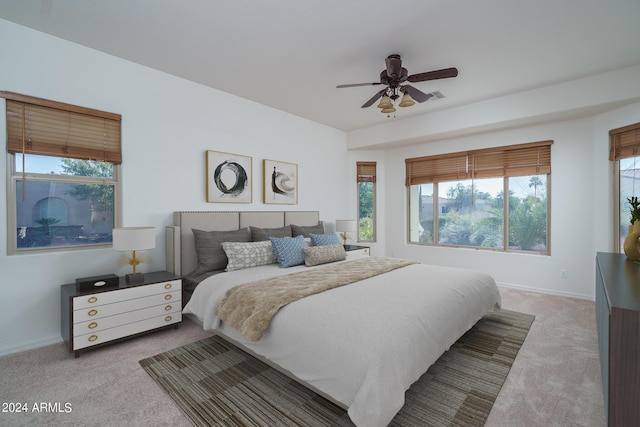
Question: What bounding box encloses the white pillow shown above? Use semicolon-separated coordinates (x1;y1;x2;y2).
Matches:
222;240;277;271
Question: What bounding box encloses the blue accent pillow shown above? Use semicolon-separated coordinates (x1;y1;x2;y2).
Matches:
309;233;341;246
269;235;308;268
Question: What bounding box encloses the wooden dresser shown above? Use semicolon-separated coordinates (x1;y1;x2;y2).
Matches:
595;252;640;426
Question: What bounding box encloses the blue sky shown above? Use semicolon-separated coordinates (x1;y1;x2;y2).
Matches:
16;154;65;174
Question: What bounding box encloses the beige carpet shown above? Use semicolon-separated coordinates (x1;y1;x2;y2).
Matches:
0;287;605;427
140;309;534;427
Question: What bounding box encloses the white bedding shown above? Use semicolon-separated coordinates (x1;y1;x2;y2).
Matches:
183;259;501;427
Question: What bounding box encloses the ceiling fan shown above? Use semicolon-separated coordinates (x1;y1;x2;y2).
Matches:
336;54;458;113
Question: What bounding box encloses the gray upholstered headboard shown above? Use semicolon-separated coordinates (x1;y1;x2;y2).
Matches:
166;210;321;276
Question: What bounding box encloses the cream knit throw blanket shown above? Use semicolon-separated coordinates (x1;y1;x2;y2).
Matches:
215;257;417;341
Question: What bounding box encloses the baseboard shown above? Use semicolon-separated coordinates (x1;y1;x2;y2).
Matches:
0;335;63;358
496;281;594;301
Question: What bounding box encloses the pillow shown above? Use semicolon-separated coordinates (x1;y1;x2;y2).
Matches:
269;235;308;268
192;228;251;274
303;244;346;266
290;222;324;237
250;225;292;241
309;232;341;246
222;240;277;271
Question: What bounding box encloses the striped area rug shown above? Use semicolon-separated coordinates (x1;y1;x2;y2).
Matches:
139;309;534;426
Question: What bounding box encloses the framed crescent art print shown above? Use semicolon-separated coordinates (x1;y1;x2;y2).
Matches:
206;150;252;203
263;159;298;205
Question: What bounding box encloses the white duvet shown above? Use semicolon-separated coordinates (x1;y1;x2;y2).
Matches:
183;259;501;427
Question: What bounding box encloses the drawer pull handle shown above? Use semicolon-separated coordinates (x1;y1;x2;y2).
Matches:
88;335;98;342
88;296;98;304
165;315;172;322
164;283;172;289
88;322;98;329
164;294;172;301
88;309;98;317
165;305;172;311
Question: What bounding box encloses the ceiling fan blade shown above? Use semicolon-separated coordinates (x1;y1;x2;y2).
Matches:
337;82;383;88
385;54;402;78
361;88;388;108
407;67;458;83
402;85;433;103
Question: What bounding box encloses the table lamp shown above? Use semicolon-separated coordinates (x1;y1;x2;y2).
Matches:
112;227;156;284
335;219;357;245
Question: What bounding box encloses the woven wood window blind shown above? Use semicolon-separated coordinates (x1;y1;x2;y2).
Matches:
357;161;376;183
609;122;640;161
405;140;552;186
1;91;122;164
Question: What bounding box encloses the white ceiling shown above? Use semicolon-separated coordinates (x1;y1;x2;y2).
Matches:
1;0;640;132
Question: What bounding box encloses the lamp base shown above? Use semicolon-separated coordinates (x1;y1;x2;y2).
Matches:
340;232;348;245
125;273;145;285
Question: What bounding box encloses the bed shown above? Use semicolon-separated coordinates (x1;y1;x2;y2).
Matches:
166;210;501;427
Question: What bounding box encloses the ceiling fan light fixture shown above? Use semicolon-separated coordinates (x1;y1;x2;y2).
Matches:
399;93;415;107
336;54;458;115
377;95;393;109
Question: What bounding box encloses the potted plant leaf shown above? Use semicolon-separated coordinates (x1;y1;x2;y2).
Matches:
623;196;640;260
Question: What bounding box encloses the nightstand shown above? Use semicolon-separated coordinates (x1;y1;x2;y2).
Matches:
61;271;182;357
344;244;370;259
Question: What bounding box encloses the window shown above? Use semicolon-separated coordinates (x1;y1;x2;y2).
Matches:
610;122;640;252
357;161;376;242
406;141;551;254
2;91;121;253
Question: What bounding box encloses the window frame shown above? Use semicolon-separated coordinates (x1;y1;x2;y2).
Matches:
405;141;552;255
7;155;121;254
357;161;376;243
2;91;122;254
610;122;640;252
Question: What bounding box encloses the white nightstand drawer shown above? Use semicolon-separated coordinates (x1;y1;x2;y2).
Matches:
73;290;181;323
62;273;183;357
73;313;181;350
73;302;181;337
73;280;181;309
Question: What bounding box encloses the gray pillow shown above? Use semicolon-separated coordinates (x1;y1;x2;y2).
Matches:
250;225;292;241
192;228;251;274
291;222;324;237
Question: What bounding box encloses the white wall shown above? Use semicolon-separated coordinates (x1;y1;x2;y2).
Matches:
0;20;349;356
381;101;640;300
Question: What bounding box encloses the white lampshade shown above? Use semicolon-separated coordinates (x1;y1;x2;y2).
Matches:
112;227;156;251
335;220;357;233
113;227;156;282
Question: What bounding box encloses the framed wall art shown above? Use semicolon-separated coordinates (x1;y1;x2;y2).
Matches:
263;159;297;205
206;150;252;203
